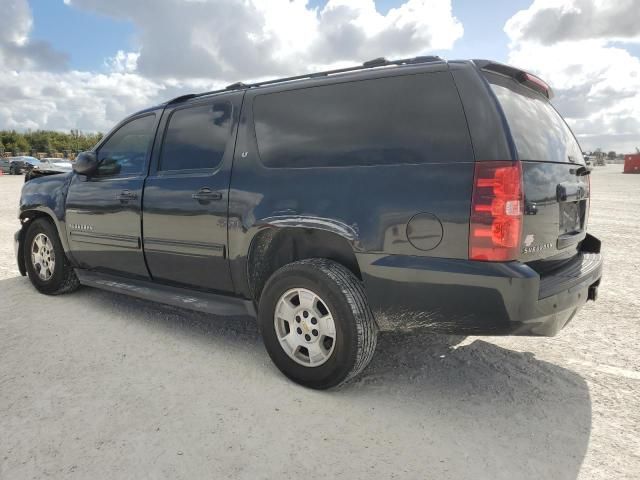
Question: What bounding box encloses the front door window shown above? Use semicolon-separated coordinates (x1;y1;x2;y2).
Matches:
97;115;156;176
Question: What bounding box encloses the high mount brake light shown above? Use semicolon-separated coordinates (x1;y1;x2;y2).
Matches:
478;61;554;99
518;72;551;98
469;161;523;261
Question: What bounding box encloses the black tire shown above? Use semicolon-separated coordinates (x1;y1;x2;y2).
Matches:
9;166;15;175
258;258;378;389
23;218;80;295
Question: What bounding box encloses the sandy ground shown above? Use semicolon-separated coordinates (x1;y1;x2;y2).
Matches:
0;167;638;479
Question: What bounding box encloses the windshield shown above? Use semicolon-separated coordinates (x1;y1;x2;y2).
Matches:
487;74;584;164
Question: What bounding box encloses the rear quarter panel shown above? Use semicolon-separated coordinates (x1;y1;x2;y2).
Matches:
228;68;476;297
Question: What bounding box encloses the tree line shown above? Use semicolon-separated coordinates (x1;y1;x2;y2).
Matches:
0;130;104;157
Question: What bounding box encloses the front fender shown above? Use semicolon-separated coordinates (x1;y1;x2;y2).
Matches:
19;173;73;254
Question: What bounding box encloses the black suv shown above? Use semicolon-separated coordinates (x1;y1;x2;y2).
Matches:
15;57;603;389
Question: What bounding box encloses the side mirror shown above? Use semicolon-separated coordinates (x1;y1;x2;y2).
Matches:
73;151;99;176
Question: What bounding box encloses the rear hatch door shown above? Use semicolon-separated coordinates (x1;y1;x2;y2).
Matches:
484;70;590;271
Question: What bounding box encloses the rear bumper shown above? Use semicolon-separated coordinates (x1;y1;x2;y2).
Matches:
357;234;603;336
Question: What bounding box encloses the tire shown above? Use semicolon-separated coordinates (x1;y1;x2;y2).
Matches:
23;218;80;295
9;166;15;175
258;258;378;389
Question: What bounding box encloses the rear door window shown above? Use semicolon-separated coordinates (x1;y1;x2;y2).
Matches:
253;72;473;168
159;102;233;171
488;75;584;164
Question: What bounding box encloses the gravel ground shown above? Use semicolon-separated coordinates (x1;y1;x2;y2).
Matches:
0;167;638;479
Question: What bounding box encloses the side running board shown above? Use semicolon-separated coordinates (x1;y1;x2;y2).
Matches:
75;270;256;318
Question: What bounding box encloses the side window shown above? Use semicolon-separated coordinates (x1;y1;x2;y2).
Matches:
97;114;156;176
253;72;473;168
159;102;233;171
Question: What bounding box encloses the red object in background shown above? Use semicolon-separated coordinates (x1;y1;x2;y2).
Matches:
623;154;640;174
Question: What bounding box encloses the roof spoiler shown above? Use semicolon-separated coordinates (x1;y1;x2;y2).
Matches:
473;59;554;99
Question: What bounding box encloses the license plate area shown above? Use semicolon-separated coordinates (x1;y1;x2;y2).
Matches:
559;200;586;234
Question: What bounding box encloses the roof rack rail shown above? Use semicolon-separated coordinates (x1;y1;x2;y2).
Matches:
166;93;198;105
225;82;249;91
406;56;441;64
164;55;444;105
362;57;389;67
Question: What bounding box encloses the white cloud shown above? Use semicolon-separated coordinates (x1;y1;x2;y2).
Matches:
0;0;69;71
311;0;463;65
505;0;640;153
506;0;640;45
65;0;462;80
0;69;163;131
0;0;463;133
105;51;140;74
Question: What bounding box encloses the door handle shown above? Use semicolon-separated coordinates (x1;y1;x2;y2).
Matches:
116;190;138;201
192;188;222;202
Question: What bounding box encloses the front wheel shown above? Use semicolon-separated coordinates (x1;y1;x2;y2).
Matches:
258;259;378;389
23;218;80;295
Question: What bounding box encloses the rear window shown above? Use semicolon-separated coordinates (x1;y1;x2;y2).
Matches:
488;75;584;164
253;72;473;168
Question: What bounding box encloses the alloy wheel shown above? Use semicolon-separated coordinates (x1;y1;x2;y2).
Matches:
274;288;337;367
31;233;56;281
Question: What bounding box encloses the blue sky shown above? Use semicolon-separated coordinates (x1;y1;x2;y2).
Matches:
29;0;135;71
30;0;532;72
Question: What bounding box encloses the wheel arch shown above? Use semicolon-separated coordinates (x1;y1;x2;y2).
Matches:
246;226;362;303
18;208;72;261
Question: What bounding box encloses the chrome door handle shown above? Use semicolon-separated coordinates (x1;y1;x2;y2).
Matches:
116;190;138;201
192;188;222;202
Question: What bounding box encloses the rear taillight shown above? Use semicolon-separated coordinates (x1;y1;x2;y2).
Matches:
469;161;523;261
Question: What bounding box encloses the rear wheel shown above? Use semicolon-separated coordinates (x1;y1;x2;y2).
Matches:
9;165;15;175
24;218;80;295
258;259;377;389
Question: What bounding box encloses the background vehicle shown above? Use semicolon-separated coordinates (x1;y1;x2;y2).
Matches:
0;157;10;174
14;57;603;389
40;158;73;170
1;156;35;174
4;156;41;175
24;158;73;181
